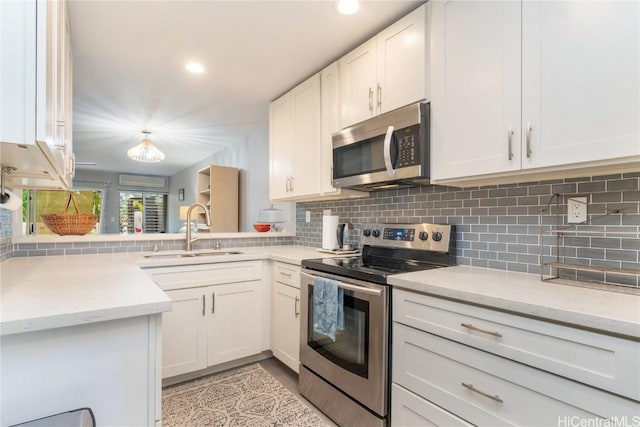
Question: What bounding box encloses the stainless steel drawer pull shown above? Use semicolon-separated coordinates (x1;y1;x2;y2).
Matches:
280;271;292;277
212;292;215;314
461;382;503;403
202;295;205;316
507;127;514;160
294;296;300;317
461;322;503;338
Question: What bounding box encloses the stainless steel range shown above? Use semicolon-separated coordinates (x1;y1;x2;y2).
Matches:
299;223;455;427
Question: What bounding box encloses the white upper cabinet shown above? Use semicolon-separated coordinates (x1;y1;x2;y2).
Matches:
0;0;74;190
290;74;322;197
269;94;293;201
431;1;522;180
320;62;341;194
269;74;321;201
432;0;640;184
521;1;639;170
339;38;378;127
340;4;428;128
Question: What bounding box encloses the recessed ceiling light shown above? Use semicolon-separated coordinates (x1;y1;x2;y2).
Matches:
336;0;359;15
185;62;205;74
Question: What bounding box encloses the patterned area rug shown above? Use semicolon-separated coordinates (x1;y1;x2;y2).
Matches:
162;363;329;426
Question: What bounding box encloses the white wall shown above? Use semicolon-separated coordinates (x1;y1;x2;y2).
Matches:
169;124;295;233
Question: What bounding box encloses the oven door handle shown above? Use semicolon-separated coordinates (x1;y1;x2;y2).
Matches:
338;282;383;296
301;272;384;296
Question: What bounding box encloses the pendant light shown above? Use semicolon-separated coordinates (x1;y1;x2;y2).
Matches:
127;130;165;163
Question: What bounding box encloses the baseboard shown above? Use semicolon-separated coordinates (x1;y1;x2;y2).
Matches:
162;350;273;387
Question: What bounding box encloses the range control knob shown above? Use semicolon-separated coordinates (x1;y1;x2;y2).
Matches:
432;231;443;242
418;231;429;241
372;229;381;238
363;229;371;237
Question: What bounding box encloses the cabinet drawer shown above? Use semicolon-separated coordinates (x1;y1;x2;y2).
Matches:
393;289;640;401
392;384;472;427
393;323;638;427
273;262;300;288
146;261;262;290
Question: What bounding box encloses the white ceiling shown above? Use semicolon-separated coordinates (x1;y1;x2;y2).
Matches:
69;0;423;176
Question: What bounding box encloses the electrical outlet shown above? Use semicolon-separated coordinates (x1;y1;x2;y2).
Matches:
567;197;588;224
305;210;311;223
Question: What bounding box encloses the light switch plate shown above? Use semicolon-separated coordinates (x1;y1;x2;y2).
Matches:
567;197;588;224
305;210;311;223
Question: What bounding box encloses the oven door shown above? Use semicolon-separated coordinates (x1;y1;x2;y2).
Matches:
300;270;389;417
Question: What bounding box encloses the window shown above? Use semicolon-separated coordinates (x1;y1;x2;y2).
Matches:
23;190;102;235
119;192;167;234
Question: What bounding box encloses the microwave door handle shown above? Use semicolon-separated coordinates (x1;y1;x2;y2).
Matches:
383;126;396;176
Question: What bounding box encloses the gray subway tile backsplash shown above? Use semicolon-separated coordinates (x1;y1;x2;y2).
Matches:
10;235;294;258
295;174;640;287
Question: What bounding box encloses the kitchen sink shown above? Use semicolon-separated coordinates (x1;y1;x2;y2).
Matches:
143;250;243;259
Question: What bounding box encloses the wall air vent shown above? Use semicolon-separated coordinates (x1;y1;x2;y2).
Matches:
118;174;165;188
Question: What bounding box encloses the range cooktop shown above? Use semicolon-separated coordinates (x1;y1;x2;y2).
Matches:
302;223;456;285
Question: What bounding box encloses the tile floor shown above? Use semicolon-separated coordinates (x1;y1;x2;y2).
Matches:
257;358;338;426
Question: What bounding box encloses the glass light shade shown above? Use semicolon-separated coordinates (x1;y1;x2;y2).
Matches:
127;137;165;163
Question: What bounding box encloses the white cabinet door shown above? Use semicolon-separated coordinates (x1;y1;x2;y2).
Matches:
320;62;341;194
269;94;292;200
207;280;262;366
431;0;522;181
162;288;207;378
521;0;640;169
339;38;377;128
290;73;321;197
377;4;427;115
272;282;301;373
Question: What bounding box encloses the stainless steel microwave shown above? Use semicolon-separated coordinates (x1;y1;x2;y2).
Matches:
332;102;430;191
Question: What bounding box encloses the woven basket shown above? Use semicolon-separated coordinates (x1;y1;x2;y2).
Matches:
41;192;99;236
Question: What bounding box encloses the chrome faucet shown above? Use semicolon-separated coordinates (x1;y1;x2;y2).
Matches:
185;202;211;251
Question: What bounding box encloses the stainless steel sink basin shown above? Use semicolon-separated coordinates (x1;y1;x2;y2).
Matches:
143;250;243;259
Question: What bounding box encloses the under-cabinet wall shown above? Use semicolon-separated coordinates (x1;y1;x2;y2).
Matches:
296;173;640;287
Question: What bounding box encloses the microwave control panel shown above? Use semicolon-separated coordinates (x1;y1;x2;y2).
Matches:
396;125;420;167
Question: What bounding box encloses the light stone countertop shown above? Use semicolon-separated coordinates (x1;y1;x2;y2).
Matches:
0;245;336;336
388;265;640;339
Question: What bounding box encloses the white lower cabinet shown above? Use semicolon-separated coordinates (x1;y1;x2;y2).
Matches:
149;261;263;379
271;261;301;373
391;289;639;426
162;287;208;377
207;280;262;366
